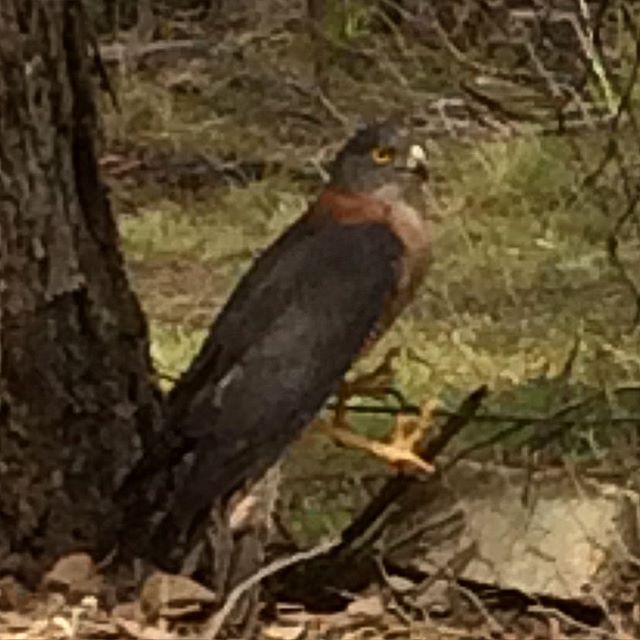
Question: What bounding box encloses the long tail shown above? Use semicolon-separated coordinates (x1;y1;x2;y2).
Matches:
146;445;274;569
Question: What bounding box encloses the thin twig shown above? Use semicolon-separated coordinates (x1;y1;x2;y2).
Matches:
338;386;489;551
335;403;640;427
202;539;338;639
452;582;506;636
528;604;619;638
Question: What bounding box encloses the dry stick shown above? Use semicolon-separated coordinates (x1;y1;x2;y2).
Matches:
202;539;339;640
528;605;619;639
335;398;640;428
341;405;640;427
603;25;640;322
607;194;640;327
571;4;640;196
328;386;640;483
575;0;619;114
450;393;603;465
268;387;487;608
424;0;520;81
99;39;209;65
452;582;506;636
459;81;543;124
337;385;488;552
616;4;640;145
602;6;640;326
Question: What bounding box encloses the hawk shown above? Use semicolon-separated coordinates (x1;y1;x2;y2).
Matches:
119;120;433;557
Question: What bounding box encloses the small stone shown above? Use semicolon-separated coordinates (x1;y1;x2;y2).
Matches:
42;553;95;591
346;594;385;620
140;572;216;622
387;461;640;601
42;552;103;602
262;622;306;640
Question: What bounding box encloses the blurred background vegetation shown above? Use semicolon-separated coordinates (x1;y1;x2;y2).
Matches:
91;0;640;542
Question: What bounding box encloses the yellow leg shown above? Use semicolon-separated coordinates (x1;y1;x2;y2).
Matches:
316;399;437;475
334;347;401;423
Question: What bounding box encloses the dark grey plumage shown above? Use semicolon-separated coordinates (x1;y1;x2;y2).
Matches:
116;120;430;564
167;223;402;522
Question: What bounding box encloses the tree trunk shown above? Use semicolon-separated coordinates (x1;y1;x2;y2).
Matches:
0;0;160;583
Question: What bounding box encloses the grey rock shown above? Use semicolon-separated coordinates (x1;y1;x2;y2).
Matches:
384;461;639;601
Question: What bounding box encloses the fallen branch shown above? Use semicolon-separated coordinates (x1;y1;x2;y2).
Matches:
99;39;209;66
202;539;338;639
339;385;488;551
270;385;488;607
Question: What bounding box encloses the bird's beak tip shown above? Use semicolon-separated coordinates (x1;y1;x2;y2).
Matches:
405;144;428;180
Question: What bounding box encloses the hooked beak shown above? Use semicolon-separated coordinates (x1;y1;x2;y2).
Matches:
405;143;428;181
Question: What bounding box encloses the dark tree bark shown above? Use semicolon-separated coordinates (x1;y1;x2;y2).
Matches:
0;0;161;583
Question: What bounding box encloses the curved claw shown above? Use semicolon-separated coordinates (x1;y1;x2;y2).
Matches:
315;409;435;476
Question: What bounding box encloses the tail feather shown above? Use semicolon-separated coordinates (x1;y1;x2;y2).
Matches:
147;445;272;568
171;442;275;526
115;427;194;500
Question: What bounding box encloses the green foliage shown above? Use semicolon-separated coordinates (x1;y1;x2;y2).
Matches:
322;0;375;42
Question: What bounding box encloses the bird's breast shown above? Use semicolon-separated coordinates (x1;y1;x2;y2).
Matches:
362;199;431;352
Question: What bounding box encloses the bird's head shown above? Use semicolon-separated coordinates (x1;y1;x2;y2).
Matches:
327;120;428;196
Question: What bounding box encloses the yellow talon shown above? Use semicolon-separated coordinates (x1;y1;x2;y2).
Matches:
315;397;437;475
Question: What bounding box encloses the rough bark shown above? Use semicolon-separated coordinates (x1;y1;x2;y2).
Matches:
0;0;160;583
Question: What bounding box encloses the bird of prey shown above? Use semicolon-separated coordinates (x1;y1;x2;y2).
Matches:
119;119;434;555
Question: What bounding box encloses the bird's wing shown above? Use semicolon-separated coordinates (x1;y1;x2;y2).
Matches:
117;212;404;506
116;216;318;496
165;220;405;526
166;215;316;425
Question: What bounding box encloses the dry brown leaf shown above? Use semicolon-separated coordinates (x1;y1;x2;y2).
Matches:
262;622;306;640
115;616;177;640
42;552;102;599
140;572;216;622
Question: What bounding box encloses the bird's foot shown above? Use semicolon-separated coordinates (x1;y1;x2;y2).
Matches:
383;399;438;474
317;398;436;475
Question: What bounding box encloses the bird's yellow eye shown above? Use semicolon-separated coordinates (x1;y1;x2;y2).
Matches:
371;146;395;165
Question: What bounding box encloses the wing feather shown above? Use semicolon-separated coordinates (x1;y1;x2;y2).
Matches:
117;216;404;531
167;220;404;527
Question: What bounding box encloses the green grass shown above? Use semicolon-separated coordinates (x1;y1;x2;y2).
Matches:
98;7;640;547
115;123;640;544
119;131;639;416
